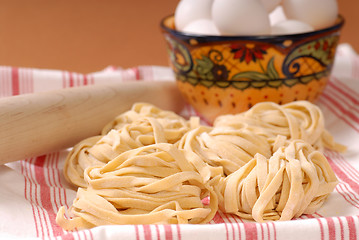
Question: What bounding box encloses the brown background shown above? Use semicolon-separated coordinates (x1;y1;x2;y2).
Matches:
0;0;357;73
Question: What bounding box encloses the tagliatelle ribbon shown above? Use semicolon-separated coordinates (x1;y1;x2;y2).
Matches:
64;103;197;187
177;126;272;176
58;101;344;229
214;101;347;152
57;143;218;230
101;102;192;135
216;138;338;223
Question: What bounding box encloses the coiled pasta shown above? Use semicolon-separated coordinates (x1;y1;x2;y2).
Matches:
64;103;197;187
214;101;346;152
57;144;218;229
58;101;343;229
214;137;338;222
178;126;272;176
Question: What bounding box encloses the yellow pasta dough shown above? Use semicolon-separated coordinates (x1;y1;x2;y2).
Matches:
214;137;338;222
57;144;218;229
64;103;197;187
214;101;346;152
58;100;343;228
102;102;192;135
178;126;272;176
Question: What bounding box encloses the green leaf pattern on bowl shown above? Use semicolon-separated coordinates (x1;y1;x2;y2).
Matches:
166;34;339;90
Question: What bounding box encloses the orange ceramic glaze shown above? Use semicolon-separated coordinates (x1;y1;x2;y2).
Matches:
161;15;344;123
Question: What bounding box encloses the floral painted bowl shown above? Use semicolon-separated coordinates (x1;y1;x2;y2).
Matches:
160;15;344;123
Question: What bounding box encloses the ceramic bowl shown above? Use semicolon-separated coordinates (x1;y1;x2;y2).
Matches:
160;15;344;123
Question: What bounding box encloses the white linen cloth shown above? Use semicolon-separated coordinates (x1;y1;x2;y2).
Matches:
0;44;358;240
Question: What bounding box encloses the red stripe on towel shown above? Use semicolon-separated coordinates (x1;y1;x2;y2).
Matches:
11;67;20;95
244;222;258;240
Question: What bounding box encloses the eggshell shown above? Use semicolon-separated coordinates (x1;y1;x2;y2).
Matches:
269;6;287;26
212;0;271;35
260;0;282;13
175;0;213;31
182;19;220;35
282;0;338;30
271;19;314;35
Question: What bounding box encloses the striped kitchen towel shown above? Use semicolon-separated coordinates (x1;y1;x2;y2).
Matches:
0;44;358;240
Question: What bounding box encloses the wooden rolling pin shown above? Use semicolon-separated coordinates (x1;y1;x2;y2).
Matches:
0;81;184;164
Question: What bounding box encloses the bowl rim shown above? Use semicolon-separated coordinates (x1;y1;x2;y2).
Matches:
160;14;345;42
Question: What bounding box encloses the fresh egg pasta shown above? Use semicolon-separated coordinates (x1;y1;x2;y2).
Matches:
178;126;272;176
58;101;343;229
64;103;197;188
57;144;218;229
214;137;338;222
214;101;346;152
102;102;192;135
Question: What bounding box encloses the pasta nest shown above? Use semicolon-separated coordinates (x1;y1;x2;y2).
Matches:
213;137;338;223
177;126;272;177
214;101;346;152
57;143;218;230
101;102;191;135
58;101;344;229
64;103;196;188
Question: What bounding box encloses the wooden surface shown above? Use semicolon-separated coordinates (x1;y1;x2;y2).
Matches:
0;81;183;164
0;0;357;74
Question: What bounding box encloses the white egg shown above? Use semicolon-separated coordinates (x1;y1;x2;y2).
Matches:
182;19;220;35
282;0;338;30
260;0;282;13
271;19;314;35
174;0;213;31
212;0;271;35
269;6;287;26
